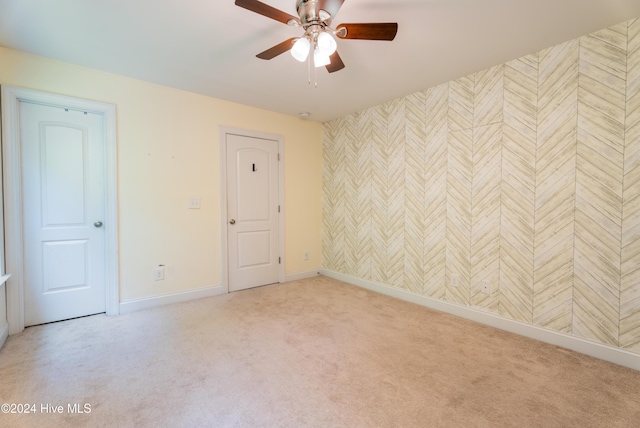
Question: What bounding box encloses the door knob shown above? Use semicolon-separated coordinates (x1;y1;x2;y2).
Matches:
94;221;103;228
229;219;236;225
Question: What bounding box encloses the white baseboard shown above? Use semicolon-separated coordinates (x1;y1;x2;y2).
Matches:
284;269;321;283
118;272;321;314
119;284;224;314
321;269;640;371
0;323;8;351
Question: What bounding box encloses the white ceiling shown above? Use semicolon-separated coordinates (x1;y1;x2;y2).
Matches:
1;0;640;123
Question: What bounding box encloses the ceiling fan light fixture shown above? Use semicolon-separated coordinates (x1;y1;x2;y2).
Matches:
291;37;310;62
314;49;331;68
317;31;337;56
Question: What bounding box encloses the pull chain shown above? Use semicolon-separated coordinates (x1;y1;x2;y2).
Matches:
307;44;311;85
306;38;319;88
314;52;318;88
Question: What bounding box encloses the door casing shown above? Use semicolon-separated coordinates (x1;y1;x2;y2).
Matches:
1;86;119;334
219;127;284;293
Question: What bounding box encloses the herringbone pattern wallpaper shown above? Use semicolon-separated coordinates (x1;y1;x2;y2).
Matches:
574;23;627;346
622;18;640;351
535;39;578;333
500;53;537;324
323;18;640;353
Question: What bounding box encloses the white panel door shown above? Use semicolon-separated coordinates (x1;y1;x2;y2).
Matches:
20;102;106;326
226;134;279;292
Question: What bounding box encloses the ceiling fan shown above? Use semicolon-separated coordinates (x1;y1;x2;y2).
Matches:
235;0;398;74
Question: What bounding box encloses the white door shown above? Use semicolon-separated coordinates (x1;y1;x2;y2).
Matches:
20;102;106;326
226;134;280;292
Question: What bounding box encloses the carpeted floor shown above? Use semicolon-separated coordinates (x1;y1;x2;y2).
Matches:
1;275;639;427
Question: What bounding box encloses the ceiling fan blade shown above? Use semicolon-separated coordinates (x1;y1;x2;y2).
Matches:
235;0;299;25
336;23;398;40
326;51;345;73
317;0;346;18
256;38;297;60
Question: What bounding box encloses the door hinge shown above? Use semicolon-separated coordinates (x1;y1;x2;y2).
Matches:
278;205;280;213
279;257;281;264
278;153;280;161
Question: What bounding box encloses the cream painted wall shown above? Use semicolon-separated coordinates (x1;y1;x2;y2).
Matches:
0;47;323;301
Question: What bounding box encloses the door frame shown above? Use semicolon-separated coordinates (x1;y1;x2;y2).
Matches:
219;127;284;294
1;86;119;334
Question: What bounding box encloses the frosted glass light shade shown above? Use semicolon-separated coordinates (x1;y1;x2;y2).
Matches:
317;32;337;56
314;49;331;67
291;38;310;62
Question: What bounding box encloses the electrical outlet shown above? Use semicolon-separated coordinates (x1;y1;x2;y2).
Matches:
304;252;309;261
481;281;490;295
451;274;459;287
154;266;165;281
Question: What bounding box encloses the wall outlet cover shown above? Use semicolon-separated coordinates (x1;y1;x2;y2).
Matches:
451;274;459;287
481;281;490;294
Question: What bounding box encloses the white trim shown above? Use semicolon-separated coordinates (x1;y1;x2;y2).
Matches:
219;127;285;294
0;323;8;351
284;269;321;282
119;285;224;314
0;278;9;351
0;281;7;350
0;274;10;287
1;86;119;335
0;277;7;350
321;269;640;371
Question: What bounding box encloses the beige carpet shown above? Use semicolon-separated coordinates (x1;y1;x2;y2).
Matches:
1;275;639;427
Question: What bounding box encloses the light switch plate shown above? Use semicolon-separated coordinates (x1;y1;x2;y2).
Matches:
188;197;201;209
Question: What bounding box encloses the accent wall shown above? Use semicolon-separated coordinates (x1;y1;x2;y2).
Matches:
323;18;640;353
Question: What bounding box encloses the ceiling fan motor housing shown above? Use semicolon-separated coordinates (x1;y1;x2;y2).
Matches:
296;0;330;28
